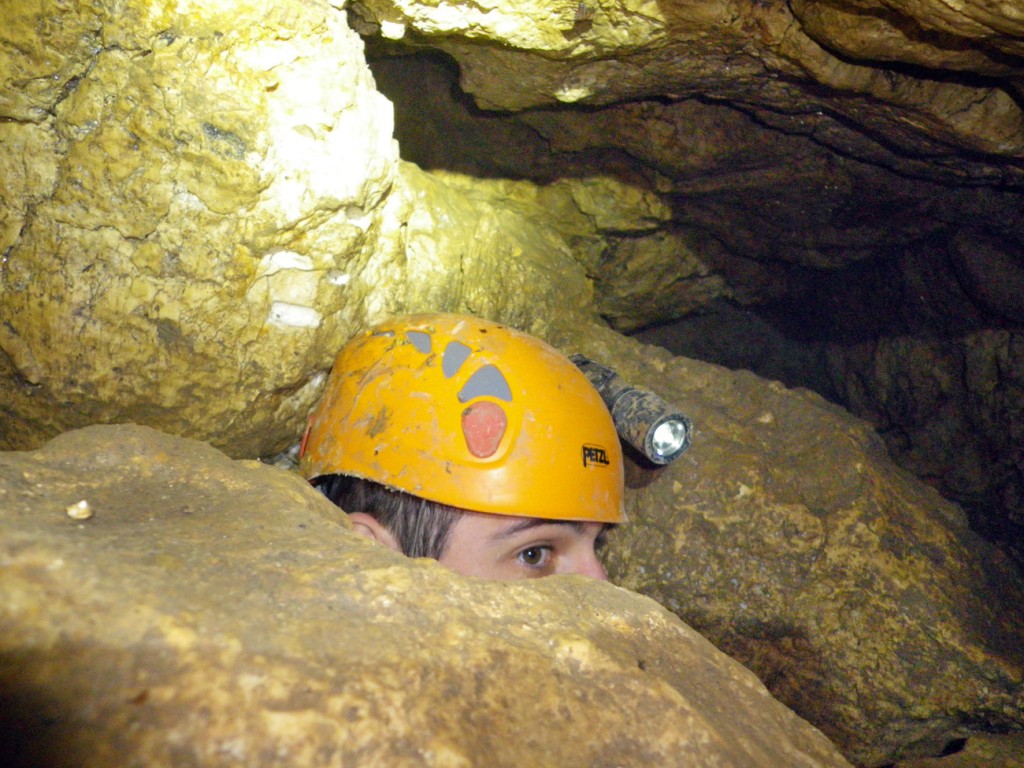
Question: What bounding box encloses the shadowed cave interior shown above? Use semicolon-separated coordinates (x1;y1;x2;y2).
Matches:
363;43;1024;573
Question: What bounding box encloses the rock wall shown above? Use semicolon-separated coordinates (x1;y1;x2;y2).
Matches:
3;2;1024;766
355;0;1024;174
362;17;1024;568
0;424;853;768
565;325;1024;767
1;0;398;456
0;0;664;457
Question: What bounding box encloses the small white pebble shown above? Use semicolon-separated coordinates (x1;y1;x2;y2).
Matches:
66;500;94;521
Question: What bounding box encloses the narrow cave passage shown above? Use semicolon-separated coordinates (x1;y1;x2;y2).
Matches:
5;3;1024;765
363;45;1024;571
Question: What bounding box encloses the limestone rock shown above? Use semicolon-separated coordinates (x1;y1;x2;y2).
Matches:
562;326;1024;767
790;0;1024;71
375;164;604;335
0;0;652;459
0;424;852;768
3;4;1024;763
588;228;730;332
364;44;1024;605
0;0;102;123
827;330;1024;560
519;97;945;269
0;0;399;457
894;733;1024;768
354;0;1024;174
371;50;1023;285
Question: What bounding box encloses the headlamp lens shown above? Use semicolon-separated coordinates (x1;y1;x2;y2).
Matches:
651;419;689;459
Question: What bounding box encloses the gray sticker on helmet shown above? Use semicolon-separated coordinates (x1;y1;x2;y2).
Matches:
442;340;472;378
406;331;432;354
458;365;512;402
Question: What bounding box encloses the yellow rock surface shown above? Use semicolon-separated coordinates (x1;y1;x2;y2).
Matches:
0;424;853;768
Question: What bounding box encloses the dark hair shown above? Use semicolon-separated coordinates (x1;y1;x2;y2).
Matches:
311;474;463;559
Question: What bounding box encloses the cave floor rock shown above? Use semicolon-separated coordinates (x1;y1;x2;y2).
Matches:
0;424;852;768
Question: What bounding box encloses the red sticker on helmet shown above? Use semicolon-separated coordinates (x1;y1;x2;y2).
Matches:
461;401;507;458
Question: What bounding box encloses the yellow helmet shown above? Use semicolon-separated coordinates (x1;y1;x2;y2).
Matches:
300;313;624;523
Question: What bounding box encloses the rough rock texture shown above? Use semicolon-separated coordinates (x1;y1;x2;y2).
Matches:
0;0;666;456
895;733;1024;768
3;2;1024;765
365;37;1024;568
369;1;1024;575
0;424;853;768
633;249;1024;569
354;0;1024;174
825;242;1024;557
1;0;398;456
561;325;1024;767
828;331;1024;544
373;165;647;334
4;0;1024;552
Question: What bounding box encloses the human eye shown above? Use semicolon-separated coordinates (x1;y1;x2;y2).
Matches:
517;544;553;570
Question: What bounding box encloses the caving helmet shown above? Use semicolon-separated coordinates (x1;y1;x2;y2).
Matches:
299;313;624;523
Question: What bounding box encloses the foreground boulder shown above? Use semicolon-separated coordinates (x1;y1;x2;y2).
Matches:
0;425;851;768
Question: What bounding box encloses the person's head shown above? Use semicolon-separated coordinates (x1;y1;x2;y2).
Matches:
299;313;624;580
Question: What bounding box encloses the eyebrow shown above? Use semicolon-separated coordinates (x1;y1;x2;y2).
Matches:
490;518;604;541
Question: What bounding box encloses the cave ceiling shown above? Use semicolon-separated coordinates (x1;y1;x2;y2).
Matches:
352;0;1024;259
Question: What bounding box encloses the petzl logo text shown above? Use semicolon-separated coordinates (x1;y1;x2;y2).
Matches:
582;444;610;468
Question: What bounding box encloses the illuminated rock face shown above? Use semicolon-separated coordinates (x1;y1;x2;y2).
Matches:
3;2;1024;767
0;424;854;768
0;0;399;456
350;0;1024;571
356;0;1024;167
0;1;653;457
